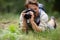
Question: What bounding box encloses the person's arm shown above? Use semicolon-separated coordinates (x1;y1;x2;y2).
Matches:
30;11;48;32
30;21;42;32
29;12;42;32
20;10;28;32
30;14;48;32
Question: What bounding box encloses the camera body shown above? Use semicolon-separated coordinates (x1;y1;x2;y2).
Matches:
24;9;36;19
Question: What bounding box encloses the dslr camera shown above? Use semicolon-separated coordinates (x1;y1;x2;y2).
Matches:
24;9;36;19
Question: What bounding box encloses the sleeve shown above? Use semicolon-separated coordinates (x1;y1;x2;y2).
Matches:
39;9;48;29
19;10;26;27
19;13;23;27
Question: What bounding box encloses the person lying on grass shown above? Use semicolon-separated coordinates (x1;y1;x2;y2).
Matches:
19;2;56;33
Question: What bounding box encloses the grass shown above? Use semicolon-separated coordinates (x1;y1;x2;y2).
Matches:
0;13;60;40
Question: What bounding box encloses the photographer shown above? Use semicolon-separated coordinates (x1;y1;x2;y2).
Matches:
19;2;48;32
19;2;56;32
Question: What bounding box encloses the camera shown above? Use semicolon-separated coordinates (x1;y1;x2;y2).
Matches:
24;9;36;19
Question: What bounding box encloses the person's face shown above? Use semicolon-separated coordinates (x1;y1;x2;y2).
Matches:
28;4;39;16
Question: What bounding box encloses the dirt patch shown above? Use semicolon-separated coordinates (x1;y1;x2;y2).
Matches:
0;21;18;29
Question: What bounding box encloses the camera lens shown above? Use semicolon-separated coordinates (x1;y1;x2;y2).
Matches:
24;9;36;19
24;14;31;19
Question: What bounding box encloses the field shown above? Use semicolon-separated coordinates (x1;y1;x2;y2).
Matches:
0;13;60;40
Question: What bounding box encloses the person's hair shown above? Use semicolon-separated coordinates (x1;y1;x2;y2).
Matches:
25;2;38;8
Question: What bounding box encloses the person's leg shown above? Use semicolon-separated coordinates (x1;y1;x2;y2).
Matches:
47;16;56;30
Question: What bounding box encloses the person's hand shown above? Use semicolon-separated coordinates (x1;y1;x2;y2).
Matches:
22;13;25;17
21;11;27;21
21;10;26;18
29;11;34;23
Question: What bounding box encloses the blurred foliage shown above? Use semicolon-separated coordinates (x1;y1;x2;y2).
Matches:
0;0;60;18
0;22;60;40
8;24;18;33
0;0;25;13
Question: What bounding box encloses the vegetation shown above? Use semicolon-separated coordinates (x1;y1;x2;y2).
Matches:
0;13;60;40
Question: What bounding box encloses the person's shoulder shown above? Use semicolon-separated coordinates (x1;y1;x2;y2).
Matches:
40;9;46;14
21;10;26;13
39;9;48;18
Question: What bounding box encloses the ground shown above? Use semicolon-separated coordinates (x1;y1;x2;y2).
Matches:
0;13;60;40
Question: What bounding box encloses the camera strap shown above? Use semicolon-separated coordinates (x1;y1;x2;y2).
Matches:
34;13;40;26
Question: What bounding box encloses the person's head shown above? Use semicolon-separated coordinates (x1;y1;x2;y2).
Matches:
25;2;39;16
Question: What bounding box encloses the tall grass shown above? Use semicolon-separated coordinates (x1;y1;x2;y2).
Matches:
0;13;60;40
